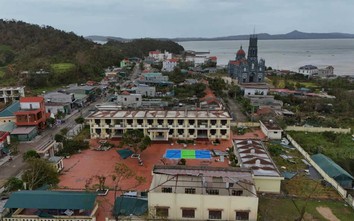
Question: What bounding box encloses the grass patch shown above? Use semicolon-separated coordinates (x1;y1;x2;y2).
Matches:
288;131;354;175
73;125;90;141
0;67;5;77
259;196;354;221
51;63;76;74
27;85;62;96
273;79;318;89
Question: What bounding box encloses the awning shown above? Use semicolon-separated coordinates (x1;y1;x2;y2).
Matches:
113;197;148;216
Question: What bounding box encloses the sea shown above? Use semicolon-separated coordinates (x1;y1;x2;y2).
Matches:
179;39;354;76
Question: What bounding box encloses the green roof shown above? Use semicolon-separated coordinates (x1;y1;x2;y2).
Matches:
5;191;97;210
113;197;148;216
311;154;354;180
143;72;162;77
0;122;16;132
0;101;20;117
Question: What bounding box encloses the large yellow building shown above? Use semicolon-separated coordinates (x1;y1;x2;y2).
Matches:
87;110;232;141
148;165;259;221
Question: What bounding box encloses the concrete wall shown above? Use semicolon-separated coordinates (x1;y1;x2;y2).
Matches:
0;116;16;125
286;126;351;134
254;176;283;193
148;192;258;221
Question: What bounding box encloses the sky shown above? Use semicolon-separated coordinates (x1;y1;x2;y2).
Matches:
1;0;353;38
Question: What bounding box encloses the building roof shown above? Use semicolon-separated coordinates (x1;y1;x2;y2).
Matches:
113;197;148;216
87;110;232;119
0;101;20;117
234;139;281;177
10;126;36;135
209;56;217;61
20;97;44;103
5;191;97;210
167;58;178;62
236;47;246;56
311;154;354;180
299;65;318;70
0;122;16;132
153;165;254;184
142;72;163;77
260;120;282;130
48;156;64;163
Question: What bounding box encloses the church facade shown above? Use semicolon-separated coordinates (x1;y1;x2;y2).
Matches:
228;35;265;84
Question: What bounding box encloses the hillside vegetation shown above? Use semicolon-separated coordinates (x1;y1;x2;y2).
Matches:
0;19;184;88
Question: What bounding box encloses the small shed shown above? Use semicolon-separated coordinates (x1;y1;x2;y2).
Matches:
311;154;353;189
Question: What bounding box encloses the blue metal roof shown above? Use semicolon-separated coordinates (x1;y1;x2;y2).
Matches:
0;101;20;117
5;191;97;210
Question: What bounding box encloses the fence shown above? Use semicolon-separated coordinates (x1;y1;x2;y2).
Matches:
286;134;354;209
285;126;351;134
235;122;260;128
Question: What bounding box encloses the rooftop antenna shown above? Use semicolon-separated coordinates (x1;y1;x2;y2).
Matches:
253;26;256;35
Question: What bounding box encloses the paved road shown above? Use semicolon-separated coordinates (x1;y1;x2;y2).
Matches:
0;99;102;184
226;97;248;122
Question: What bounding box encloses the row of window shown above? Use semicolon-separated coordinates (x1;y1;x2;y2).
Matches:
161;187;243;196
156;207;249;220
93;119;229;125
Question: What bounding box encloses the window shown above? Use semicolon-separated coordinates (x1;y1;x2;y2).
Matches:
232;190;243;196
209;210;222;220
136;97;139;101
206;189;219;195
156;207;169;217
182;208;195;218
185;188;196;194
236;211;249;220
124;98;127;101
162;187;172;193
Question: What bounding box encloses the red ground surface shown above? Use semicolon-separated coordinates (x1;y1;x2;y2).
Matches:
58;139;234;220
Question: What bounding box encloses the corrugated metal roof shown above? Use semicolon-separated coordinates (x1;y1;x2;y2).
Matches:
0;101;20;117
311;154;354;180
5;191;97;210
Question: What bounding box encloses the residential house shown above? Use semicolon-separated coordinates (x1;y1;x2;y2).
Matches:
132;84;156;97
87;110;232;140
162;59;178;72
10;126;38;141
141;72;169;82
241;83;269;96
117;92;142;108
148;165;258;221
259;120;283;140
149;50;172;61
49;156;64;172
3;191;98;221
0;86;25;104
45;102;72;115
298;65;318;76
15;97;47;129
234;140;284;193
317;66;334;77
120;58;131;68
0;101;20;125
44;92;75;104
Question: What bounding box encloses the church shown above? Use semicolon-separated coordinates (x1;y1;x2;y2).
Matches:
228;35;265;84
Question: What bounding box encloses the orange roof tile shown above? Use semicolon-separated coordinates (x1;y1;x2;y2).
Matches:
20;97;44;103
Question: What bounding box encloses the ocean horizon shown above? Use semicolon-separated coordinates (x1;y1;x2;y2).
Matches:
179;39;354;76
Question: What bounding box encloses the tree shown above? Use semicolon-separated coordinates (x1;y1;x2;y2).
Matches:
75;116;85;124
4;177;24;192
22;158;59;190
23;150;40;161
120;130;151;154
46;117;56;127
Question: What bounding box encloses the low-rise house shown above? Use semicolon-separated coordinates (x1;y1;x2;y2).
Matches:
87;110;231;141
120;58;131;68
162;59;178;72
4;190;98;221
15;97;47;130
234;140;284;193
0;101;20;125
149;50;172;61
141;72;169;82
241;83;269;96
45;102;72;115
48;156;64;172
117;92;142;108
132;84;156;97
0;86;25;104
10;126;38;141
298;65;318;76
148;165;258;221
317;66;334;77
259;120;283;140
44;91;75;104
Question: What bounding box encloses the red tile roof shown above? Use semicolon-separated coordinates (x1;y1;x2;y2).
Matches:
167;59;178;62
20;97;44;103
121;91;130;95
209;56;217;61
149;51;160;54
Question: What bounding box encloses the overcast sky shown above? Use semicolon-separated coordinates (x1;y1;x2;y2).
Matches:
1;0;353;38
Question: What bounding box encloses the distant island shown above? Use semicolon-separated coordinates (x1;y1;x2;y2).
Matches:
86;30;354;42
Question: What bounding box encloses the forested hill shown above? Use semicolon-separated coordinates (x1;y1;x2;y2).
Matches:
0;19;184;88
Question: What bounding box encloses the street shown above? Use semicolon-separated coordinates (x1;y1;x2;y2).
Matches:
0;99;102;185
